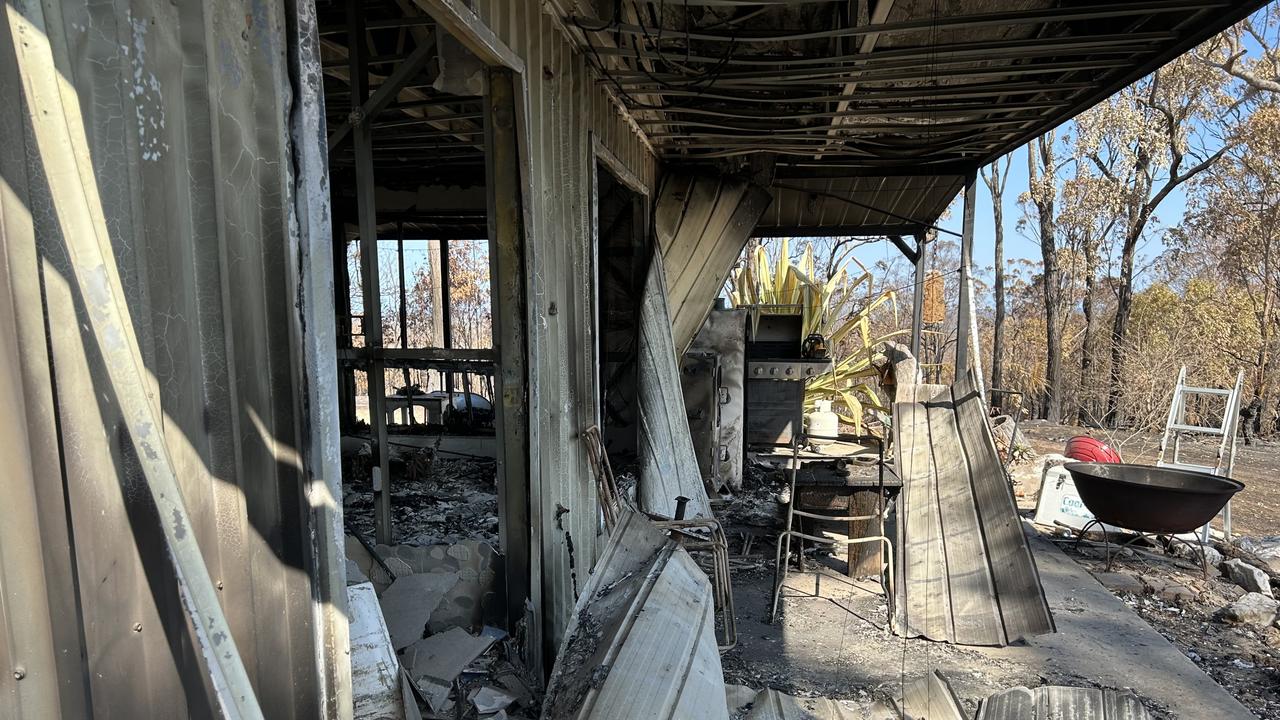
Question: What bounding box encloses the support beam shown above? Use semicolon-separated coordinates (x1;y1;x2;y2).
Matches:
819;0;895;158
441;238;454;397
887;234;917;264
410;0;525;72
955;171;977;382
328;37;437;152
348;2;393;544
485;67;532;647
910;232;927;361
397;222;411;392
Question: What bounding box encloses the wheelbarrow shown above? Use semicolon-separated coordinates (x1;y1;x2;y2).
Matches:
1062;462;1244;578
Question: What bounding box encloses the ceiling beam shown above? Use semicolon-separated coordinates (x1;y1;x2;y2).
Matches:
820;0;896;158
585;32;1177;67
608;58;1139;86
329;37;438;152
567;1;1227;44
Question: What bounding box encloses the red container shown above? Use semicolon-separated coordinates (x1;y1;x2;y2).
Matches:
1064;435;1122;464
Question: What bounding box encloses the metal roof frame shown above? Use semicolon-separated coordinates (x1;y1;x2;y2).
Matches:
560;0;1268;239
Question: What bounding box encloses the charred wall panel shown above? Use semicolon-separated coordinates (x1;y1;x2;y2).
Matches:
0;0;344;717
465;0;659;654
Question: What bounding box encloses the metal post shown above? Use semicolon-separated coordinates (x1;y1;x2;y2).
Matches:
485;67;532;645
910;232;927;361
397;222;411;396
955;170;977;382
441;237;454;398
348;2;392;544
334;212;357;434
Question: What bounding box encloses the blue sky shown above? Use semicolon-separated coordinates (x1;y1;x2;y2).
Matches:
931;142;1189;280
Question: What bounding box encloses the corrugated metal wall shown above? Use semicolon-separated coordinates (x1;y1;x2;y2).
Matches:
0;0;344;717
467;0;659;653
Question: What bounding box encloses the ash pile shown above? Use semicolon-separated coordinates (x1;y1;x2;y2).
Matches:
344;441;499;547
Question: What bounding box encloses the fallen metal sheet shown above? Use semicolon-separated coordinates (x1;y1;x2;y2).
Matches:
349;582;408;720
403;626;496;685
637;254;713;519
893;370;1054;646
726;684;759;716
975;686;1151;719
375;541;502;631
655;174;772;354
744;689;898;720
543;511;727;720
380;573;460;650
900;671;968;720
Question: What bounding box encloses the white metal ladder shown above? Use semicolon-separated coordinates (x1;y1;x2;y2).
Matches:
1157;366;1245;541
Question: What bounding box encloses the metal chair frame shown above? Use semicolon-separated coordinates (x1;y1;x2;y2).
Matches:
769;435;894;625
582;425;737;650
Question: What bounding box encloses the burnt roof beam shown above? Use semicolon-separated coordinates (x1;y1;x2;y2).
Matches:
328;36;438;152
819;0;896;158
567;1;1229;44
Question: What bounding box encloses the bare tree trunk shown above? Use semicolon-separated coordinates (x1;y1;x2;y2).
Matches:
1078;238;1099;424
1031;135;1063;423
1105;226;1140;426
1041;229;1063;424
982;158;1010;403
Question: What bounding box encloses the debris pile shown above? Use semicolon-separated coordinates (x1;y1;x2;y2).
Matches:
717;458;787;530
988;414;1034;465
344;451;499;547
345;536;540;720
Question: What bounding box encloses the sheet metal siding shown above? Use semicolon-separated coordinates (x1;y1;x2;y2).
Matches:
655;175;771;352
892;373;1054;646
756;175;965;237
0;0;329;716
472;0;658;651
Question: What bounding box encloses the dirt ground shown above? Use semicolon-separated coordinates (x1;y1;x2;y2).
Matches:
1048;534;1280;719
1017;420;1280;538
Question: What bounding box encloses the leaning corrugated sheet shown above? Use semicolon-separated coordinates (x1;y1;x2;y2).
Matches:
653;173;771;354
542;512;727;720
0;0;345;717
463;0;660;654
893;371;1054;646
636;254;713;520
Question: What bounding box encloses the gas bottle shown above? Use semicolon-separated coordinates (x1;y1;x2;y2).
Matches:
807;399;839;445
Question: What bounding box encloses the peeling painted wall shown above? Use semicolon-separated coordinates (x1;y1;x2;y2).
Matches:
0;0;345;717
468;0;660;653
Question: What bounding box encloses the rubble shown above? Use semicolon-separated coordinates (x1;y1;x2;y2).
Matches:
1170;540;1223;568
1221;558;1273;597
380;573;459;650
343;536;540;720
404;626;497;688
1216;592;1279;627
344;454;499;547
1237;536;1280;574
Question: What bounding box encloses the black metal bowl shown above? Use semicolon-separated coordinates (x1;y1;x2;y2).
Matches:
1063;462;1244;535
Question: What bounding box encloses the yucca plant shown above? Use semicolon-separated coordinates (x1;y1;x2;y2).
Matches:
727;239;907;433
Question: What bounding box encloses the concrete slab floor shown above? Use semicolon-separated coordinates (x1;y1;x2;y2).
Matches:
720;524;1255;720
